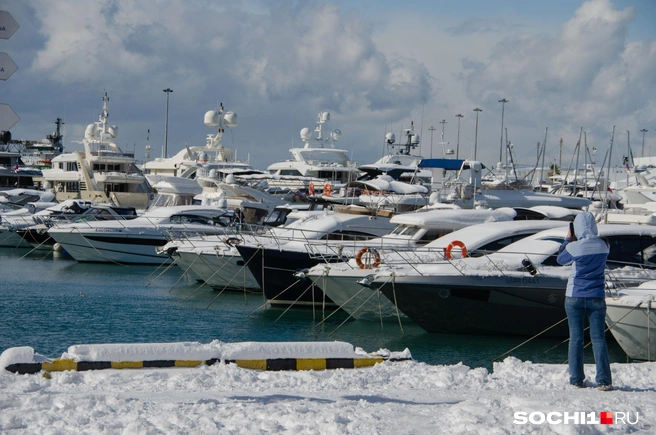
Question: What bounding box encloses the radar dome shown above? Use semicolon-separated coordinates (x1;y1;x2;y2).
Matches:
204;110;220;128
411;134;420;145
225;173;236;184
320;112;330;123
224;111;238;128
330;129;342;141
208;169;217;178
85;124;97;139
108;125;119;138
385;133;395;144
300;128;312;141
198;152;208;163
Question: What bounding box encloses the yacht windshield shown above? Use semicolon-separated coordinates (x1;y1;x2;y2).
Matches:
299;150;347;165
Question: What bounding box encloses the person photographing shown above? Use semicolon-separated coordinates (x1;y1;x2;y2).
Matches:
557;211;613;391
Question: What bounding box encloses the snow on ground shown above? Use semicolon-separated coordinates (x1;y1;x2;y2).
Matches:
0;341;654;434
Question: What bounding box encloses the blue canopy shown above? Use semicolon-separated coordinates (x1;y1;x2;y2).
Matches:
417;159;464;170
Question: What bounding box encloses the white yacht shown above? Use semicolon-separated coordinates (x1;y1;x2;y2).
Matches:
304;211;573;321
0;200;96;248
266;111;360;190
0;188;56;209
606;282;656;361
306;123;430;209
35;92;152;210
364;224;656;337
47;205;236;264
143;103;252;185
167;205;394;297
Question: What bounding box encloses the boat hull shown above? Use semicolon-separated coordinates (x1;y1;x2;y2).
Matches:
236;245;339;307
49;229;170;264
606;300;656;361
312;267;406;321
0;228;32;248
174;249;261;292
376;273;571;337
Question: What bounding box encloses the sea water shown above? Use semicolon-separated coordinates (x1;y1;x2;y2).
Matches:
0;247;629;370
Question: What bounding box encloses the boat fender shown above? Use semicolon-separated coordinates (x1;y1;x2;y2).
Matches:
324;183;332;196
445;240;467;260
355;246;381;270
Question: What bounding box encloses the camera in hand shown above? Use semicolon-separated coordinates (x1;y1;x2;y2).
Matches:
522;258;538;276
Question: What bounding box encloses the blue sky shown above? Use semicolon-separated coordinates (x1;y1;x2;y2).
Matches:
2;0;655;170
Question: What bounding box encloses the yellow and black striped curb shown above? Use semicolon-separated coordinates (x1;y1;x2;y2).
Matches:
5;356;411;374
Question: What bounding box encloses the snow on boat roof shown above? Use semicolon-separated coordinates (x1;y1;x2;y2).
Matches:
389;207;516;228
519;223;656;241
424;220;568;249
141;205;232;218
354;175;429;194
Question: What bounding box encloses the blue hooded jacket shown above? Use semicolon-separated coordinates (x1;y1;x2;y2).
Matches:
556;212;609;298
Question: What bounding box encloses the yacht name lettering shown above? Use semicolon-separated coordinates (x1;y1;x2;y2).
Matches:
505;277;539;284
95;229;122;232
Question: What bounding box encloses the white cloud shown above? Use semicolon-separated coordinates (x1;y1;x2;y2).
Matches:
8;0;655;169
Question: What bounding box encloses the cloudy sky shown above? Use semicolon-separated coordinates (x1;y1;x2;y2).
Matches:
2;0;655;171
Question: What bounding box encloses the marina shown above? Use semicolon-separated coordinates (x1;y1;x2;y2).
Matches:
2;0;656;432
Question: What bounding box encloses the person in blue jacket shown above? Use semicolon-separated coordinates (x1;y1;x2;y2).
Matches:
557;211;612;391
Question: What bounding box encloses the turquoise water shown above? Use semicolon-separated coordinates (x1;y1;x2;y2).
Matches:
0;247;629;370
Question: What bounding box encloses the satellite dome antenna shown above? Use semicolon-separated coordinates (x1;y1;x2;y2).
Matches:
403;121;420;155
204;102;238;159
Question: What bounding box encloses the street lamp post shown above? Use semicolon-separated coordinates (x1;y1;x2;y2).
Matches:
498;98;508;163
641;128;648;157
473;108;482;160
455;114;463;159
163;88;173;159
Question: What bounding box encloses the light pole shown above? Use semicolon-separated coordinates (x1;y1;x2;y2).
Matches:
455;114;463;159
163;88;173;159
428;126;436;158
498;98;508;163
473;108;482;160
641;128;648;157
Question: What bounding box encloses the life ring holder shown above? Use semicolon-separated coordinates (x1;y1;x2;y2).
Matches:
445;240;467;260
355;246;381;269
324;183;332;196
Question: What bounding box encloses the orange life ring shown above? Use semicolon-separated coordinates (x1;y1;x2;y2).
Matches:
445;240;467;260
324;183;332;196
355;246;381;269
308;183;315;195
